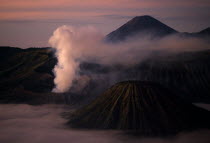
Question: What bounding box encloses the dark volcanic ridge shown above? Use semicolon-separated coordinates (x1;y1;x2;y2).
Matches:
68;81;210;136
2;47;210;104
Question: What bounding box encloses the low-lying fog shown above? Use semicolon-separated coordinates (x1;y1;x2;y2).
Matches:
0;104;210;143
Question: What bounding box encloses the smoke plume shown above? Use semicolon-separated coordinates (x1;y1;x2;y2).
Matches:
49;26;103;92
49;25;210;93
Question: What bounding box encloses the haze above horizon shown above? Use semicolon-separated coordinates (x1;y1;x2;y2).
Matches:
0;0;210;48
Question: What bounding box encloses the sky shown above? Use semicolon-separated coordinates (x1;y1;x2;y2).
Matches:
0;0;210;48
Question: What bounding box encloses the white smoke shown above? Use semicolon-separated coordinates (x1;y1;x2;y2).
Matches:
49;26;103;92
49;25;210;93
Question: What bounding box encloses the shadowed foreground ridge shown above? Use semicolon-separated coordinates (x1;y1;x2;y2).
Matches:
68;81;210;136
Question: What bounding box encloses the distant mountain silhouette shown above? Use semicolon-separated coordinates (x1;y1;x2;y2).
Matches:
68;81;210;136
179;27;210;39
197;27;210;37
105;15;210;42
106;15;177;42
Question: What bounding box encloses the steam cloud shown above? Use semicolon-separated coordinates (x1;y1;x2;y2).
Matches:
49;25;210;93
49;26;104;92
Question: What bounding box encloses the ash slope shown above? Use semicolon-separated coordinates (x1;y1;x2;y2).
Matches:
68;81;210;136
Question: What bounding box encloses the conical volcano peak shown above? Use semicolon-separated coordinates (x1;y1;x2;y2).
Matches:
68;81;210;136
106;15;177;42
128;15;159;24
134;15;154;19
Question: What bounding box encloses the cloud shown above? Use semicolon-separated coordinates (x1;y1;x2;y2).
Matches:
0;104;210;143
49;25;210;93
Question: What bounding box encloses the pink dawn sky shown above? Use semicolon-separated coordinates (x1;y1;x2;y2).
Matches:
0;0;210;48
